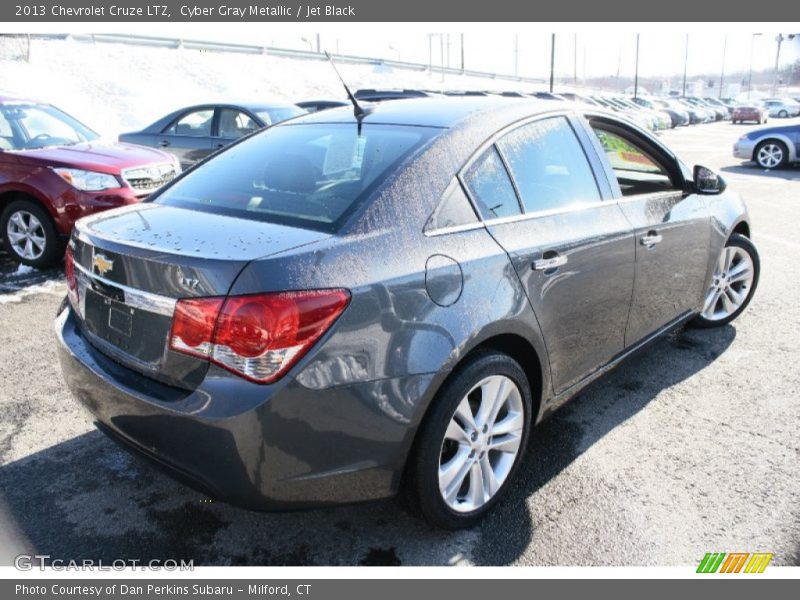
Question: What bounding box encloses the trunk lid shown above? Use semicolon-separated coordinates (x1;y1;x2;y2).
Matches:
70;204;330;389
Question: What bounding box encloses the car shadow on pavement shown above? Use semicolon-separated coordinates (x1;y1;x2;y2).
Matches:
0;250;63;292
472;323;737;565
0;325;735;566
721;164;800;181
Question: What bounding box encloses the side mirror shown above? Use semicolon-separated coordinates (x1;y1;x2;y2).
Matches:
693;165;726;195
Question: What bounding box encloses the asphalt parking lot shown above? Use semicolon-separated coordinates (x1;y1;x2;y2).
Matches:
0;119;798;567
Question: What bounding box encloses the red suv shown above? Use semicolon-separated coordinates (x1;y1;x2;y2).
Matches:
0;96;180;268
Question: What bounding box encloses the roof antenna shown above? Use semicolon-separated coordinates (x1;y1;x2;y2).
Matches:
324;51;370;133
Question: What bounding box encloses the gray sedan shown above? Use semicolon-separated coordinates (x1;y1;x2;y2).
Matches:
57;97;759;529
119;102;304;169
733;123;800;169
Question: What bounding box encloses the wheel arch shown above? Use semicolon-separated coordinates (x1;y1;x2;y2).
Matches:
395;330;547;495
0;186;59;224
732;220;750;239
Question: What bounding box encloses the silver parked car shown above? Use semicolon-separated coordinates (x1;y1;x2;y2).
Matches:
733;123;800;169
57;97;759;529
761;99;800;119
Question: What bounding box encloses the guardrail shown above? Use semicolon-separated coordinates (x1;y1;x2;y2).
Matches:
11;32;547;86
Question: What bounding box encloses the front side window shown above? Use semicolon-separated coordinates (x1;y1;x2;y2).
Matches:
591;126;677;196
155;123;437;232
164;109;213;137
462;146;522;220
497;117;601;213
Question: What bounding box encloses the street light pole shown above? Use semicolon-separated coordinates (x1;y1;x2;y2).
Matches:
460;33;465;72
633;33;640;99
682;33;689;97
772;34;785;96
550;33;556;93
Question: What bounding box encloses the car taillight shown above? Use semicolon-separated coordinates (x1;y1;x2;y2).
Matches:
169;290;350;384
65;246;79;306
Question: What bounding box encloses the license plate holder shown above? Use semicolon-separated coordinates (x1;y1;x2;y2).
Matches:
108;304;133;337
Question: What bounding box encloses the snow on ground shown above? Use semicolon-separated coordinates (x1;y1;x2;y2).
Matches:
0;37;540;138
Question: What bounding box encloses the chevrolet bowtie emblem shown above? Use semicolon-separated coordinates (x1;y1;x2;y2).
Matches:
93;253;114;276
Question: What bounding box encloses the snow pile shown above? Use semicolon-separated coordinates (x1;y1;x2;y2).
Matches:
0;37;534;138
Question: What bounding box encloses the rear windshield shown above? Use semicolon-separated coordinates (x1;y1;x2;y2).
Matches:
154;122;438;232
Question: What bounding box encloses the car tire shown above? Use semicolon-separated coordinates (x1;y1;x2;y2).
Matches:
691;233;759;329
0;199;64;269
407;351;533;529
754;139;788;169
779;110;788;118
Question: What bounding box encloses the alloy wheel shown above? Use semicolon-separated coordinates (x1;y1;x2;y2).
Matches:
756;143;784;169
438;375;524;513
6;210;46;260
701;246;755;321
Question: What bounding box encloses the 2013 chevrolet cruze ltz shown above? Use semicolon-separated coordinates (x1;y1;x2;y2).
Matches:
56;97;759;529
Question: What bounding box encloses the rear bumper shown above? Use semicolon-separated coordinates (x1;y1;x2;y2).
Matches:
55;305;432;510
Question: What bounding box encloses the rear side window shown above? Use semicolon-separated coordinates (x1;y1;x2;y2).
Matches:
154;123;437;232
425;180;479;232
462;146;522;220
497;117;601;213
217;109;259;138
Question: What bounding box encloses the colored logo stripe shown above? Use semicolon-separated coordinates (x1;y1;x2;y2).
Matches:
744;553;773;573
697;552;773;573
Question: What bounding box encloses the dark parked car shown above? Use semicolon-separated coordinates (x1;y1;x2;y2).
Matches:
0;96;179;268
733;123;799;168
57;97;759;529
119;102;304;169
296;100;348;113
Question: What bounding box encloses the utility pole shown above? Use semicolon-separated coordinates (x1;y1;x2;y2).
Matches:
440;33;445;81
747;33;761;100
446;33;450;68
460;33;465;72
718;34;727;98
573;33;578;85
682;33;689;97
316;34;320;53
633;33;640;98
549;33;555;93
428;34;432;73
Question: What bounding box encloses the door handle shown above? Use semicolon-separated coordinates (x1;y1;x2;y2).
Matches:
159;140;170;147
640;232;663;247
214;143;225;149
532;255;568;271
